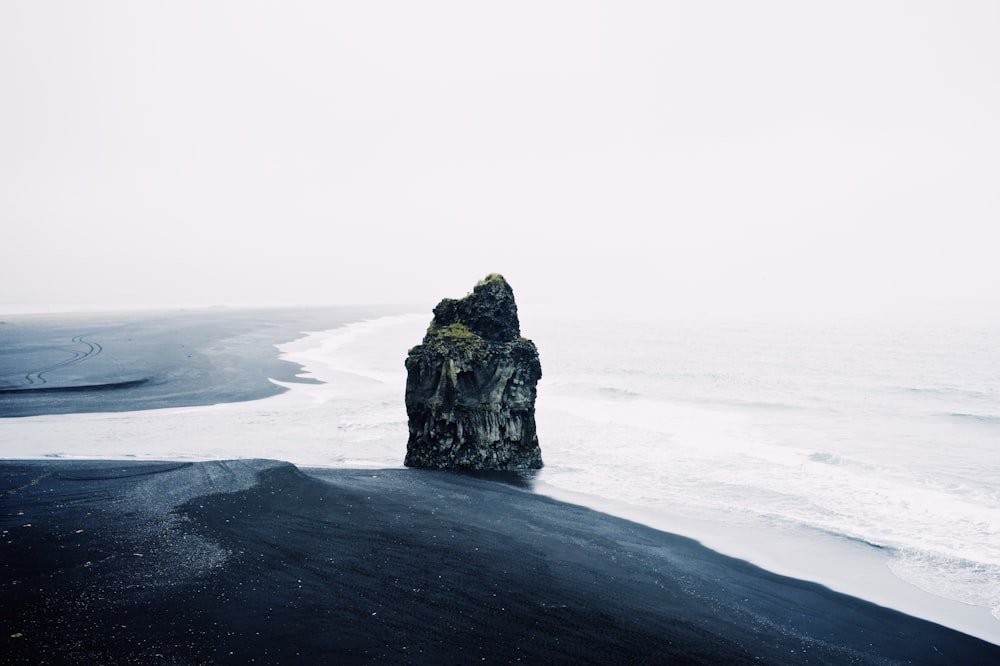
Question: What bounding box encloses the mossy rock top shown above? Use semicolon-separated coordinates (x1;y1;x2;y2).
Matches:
424;273;521;344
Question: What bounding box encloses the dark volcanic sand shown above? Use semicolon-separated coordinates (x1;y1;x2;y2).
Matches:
2;460;997;665
0;306;399;417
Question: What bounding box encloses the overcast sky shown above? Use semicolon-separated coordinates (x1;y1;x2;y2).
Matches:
2;1;998;320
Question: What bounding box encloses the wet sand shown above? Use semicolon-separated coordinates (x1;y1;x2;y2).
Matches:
3;308;999;662
2;458;998;664
0;306;399;417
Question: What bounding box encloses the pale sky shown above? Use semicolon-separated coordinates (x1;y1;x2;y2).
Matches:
2;1;999;321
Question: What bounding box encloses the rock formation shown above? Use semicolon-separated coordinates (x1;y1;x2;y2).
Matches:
404;274;542;470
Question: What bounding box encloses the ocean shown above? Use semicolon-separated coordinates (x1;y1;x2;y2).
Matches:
4;309;999;644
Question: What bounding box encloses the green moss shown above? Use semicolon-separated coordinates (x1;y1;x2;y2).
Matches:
427;321;477;338
441;322;477;338
475;273;505;288
420;321;486;354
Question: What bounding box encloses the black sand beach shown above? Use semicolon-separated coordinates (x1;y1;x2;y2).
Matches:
3;308;999;663
0;306;400;417
2;458;998;665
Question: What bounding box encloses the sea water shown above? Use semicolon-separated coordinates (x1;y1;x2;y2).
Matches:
4;309;999;643
276;309;1000;642
524;311;1000;630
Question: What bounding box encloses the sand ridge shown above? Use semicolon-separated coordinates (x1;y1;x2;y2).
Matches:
3;459;997;664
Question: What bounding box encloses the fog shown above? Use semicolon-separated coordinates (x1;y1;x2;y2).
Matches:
3;1;999;322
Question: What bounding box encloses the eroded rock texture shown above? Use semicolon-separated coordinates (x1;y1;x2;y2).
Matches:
404;274;542;470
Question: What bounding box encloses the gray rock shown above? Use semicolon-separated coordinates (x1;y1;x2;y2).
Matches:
404;274;543;470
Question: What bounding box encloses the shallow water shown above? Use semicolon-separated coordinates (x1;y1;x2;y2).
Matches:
535;312;999;631
4;310;999;644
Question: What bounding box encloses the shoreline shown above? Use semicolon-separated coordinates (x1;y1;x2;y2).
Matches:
0;305;403;417
3;458;998;664
532;479;1000;647
3;308;998;651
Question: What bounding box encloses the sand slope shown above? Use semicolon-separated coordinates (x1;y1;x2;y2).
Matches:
2;459;997;664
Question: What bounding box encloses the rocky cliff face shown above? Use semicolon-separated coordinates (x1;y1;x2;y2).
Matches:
404;274;542;470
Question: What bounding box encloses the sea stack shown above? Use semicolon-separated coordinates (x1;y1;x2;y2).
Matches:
404;274;543;470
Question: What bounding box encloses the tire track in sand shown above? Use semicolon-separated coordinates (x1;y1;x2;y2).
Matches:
23;335;104;387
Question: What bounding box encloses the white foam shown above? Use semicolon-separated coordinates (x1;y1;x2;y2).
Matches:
0;315;422;468
535;388;1000;643
3;312;999;644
